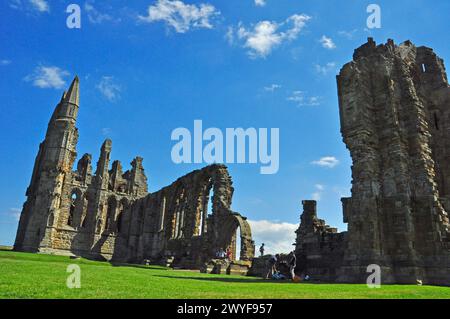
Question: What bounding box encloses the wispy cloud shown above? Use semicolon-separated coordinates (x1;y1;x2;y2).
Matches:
315;62;336;75
248;219;297;255
96;76;121;102
10;0;49;13
225;26;234;45
287;91;321;107
0;60;12;66
311;156;340;168
264;84;281;92
338;29;358;39
254;0;266;7
101;127;112;136
24;66;69;89
2;208;21;221
30;0;48;12
312;184;324;201
84;2;115;24
320;35;336;49
234;14;311;58
138;0;220;33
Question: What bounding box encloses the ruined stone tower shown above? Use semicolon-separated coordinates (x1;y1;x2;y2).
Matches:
338;38;450;285
14;77;254;272
15;77;81;251
295;39;450;285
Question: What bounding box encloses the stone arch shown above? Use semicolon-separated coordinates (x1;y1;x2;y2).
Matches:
216;214;255;261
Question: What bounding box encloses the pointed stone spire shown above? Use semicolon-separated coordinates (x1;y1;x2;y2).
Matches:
64;76;79;105
60;91;67;103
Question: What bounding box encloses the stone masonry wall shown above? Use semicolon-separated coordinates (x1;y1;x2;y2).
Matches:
14;77;254;271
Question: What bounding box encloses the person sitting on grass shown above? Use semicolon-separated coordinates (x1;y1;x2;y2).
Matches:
217;248;226;259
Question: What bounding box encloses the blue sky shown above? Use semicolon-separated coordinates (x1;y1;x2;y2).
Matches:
0;0;449;253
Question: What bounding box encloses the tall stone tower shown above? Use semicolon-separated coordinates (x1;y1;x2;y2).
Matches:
337;39;450;284
14;77;80;252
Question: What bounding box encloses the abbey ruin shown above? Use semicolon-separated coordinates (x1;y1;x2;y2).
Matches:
295;39;450;285
13;77;255;272
13;38;450;285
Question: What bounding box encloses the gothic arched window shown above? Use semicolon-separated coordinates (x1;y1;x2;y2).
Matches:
68;192;77;226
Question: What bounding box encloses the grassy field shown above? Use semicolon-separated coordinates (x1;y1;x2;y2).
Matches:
0;250;449;299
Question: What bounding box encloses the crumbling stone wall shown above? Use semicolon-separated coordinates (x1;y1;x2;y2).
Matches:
294;201;346;282
295;39;450;285
14;77;254;270
113;164;255;268
337;38;450;285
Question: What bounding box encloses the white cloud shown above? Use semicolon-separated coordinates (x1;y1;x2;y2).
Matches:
225;26;234;45
312;184;325;201
254;0;266;7
315;62;336;75
235;14;311;58
287;91;321;107
320;35;336;49
29;0;48;12
338;29;358;39
96;76;121;102
11;0;49;13
311;156;340;168
0;60;12;66
248;220;297;255
138;0;219;33
264;84;281;92
84;2;114;24
25;66;69;89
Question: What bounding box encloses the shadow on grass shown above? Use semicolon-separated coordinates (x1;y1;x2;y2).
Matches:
153;274;297;284
110;262;170;271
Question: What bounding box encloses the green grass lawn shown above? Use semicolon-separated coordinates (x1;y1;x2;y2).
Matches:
0;250;449;299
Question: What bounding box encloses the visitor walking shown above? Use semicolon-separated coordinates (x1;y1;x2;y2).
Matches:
289;251;297;280
259;243;265;257
265;254;278;279
226;248;232;261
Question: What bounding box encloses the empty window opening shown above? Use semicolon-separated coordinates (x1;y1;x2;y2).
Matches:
105;197;116;231
421;63;426;73
235;226;242;261
47;213;54;227
68;192;77;226
434;113;440;130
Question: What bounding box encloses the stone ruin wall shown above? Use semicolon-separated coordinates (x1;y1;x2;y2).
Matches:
295;39;450;285
294;201;346;282
112;164;255;269
14;77;255;271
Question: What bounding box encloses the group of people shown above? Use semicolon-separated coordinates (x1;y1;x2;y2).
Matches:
215;248;233;261
265;252;297;280
260;243;309;282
